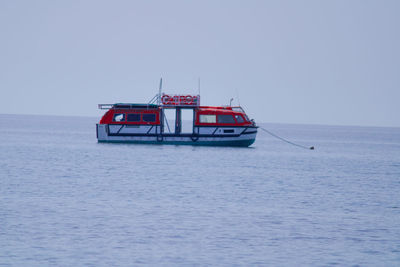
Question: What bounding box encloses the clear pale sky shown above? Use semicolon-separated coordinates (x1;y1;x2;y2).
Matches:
1;0;399;127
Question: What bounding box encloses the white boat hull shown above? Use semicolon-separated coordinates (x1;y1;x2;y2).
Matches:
96;124;257;147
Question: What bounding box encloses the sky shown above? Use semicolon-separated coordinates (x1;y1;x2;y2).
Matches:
0;0;399;127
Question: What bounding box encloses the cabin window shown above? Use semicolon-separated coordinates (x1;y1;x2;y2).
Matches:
235;115;244;123
199;114;216;123
113;113;125;122
127;113;140;122
143;113;156;122
218;115;235;124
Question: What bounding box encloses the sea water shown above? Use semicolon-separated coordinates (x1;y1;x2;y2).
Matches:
0;114;399;266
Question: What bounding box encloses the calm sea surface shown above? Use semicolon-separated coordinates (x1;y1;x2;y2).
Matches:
1;114;399;266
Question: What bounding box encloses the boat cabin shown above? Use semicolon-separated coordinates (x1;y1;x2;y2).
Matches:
99;104;254;133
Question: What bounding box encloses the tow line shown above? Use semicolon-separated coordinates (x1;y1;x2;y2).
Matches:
259;127;315;150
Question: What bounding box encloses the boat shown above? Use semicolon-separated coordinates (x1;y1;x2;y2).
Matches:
96;93;258;147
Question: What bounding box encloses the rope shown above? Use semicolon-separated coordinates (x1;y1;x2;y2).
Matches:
259;127;314;150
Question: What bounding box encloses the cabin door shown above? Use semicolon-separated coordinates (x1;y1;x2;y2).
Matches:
181;108;194;134
163;108;176;134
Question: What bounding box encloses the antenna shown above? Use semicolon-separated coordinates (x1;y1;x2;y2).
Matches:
198;77;201;96
235;88;241;106
158;78;163;105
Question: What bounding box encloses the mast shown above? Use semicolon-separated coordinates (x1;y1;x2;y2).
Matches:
158;78;163;106
198;77;201;96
